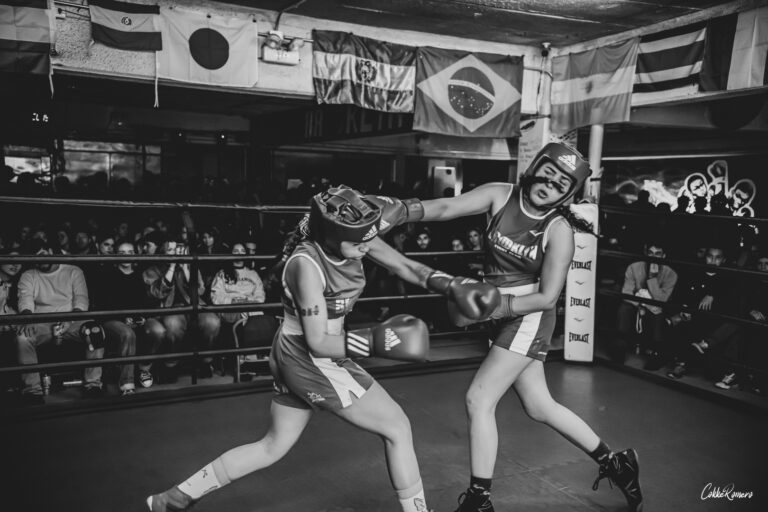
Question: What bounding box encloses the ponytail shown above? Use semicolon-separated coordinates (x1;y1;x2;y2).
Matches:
267;214;311;281
555;205;597;236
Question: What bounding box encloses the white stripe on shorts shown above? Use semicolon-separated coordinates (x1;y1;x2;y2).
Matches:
510;311;543;354
310;355;367;408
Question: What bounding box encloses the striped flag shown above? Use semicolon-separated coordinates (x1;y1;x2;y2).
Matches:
0;0;54;74
312;30;416;113
551;38;640;134
700;6;768;91
89;0;162;51
631;22;706;105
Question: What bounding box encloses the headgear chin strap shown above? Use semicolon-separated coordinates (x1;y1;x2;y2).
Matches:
309;186;382;258
522;142;592;208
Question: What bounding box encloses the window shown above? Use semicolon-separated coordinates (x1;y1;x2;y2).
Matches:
60;140;161;188
2;145;51;184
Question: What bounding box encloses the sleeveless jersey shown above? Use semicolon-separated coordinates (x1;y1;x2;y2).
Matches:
484;185;564;288
281;241;365;330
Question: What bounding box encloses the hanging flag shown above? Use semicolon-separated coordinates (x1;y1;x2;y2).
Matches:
89;0;162;51
158;6;258;87
413;47;522;137
312;30;416;113
700;6;768;91
631;22;706;105
551;38;640;134
0;0;54;74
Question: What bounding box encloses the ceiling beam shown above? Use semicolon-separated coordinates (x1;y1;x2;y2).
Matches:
555;0;768;54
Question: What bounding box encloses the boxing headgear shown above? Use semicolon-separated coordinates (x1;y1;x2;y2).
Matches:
309;186;382;258
523;142;592;207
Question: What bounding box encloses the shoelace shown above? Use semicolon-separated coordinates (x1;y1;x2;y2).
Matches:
455;491;468;512
592;459;615;491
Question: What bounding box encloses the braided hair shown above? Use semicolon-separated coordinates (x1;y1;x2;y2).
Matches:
554;204;596;235
267;213;311;282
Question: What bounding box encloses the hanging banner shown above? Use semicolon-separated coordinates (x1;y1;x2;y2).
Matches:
564;203;598;363
158;6;258;87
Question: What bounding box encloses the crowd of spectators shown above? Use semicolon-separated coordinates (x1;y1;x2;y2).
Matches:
603;191;766;395
0;171;489;405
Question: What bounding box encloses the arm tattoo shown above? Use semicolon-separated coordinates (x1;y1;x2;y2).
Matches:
298;304;321;317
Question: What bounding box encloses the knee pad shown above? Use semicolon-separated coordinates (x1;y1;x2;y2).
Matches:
80;321;106;351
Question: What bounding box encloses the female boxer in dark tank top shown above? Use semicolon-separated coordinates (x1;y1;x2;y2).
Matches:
374;143;642;512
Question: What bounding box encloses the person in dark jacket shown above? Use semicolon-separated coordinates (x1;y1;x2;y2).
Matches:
143;238;221;381
666;243;738;379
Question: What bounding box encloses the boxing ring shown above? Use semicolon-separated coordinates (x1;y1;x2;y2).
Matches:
4;363;766;511
1;195;767;511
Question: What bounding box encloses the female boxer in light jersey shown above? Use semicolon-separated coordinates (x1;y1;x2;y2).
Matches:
147;186;499;512
370;143;642;512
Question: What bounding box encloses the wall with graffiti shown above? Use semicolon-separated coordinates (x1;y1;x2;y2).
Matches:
600;155;764;217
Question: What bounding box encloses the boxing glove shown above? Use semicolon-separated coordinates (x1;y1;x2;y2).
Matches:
345;314;429;362
365;195;424;234
426;271;501;321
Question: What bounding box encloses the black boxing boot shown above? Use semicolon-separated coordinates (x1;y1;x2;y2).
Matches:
455;487;494;512
592;448;643;512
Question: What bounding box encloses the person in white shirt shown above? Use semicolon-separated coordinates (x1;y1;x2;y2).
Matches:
210;242;266;324
15;240;104;404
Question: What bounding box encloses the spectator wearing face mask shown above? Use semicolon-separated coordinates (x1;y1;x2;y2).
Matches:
704;250;768;393
210;243;266;325
88;241;142;395
666;243;738;380
613;240;677;366
210;242;277;364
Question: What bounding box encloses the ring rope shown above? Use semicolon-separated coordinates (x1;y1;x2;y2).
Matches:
599;204;768;223
599;249;768;278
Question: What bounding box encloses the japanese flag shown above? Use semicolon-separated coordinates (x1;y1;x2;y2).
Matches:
158;6;258;87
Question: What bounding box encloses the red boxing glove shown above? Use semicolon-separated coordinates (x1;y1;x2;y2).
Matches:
345;314;429;361
426;271;501;321
365;195;424;234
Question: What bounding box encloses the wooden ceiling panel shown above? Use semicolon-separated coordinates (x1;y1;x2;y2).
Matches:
224;0;734;45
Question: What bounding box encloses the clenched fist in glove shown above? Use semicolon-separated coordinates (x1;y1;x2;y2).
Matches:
345;314;429;362
426;271;501;321
365;195;424;235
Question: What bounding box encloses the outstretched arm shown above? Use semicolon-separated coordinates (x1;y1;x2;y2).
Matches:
367;237;499;320
367;182;509;235
365;237;434;287
420;182;510;221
